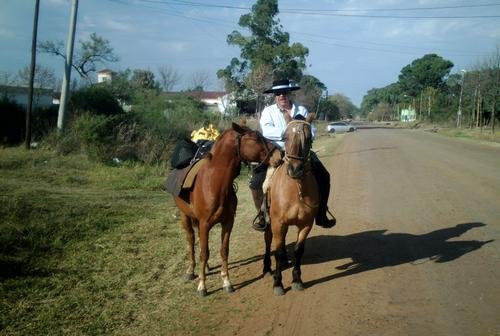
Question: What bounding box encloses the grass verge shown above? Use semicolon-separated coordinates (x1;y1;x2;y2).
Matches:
0;133;341;335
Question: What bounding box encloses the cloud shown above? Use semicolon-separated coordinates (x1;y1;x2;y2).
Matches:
104;18;135;32
0;28;15;39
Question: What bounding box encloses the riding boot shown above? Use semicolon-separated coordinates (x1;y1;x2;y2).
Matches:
311;152;337;228
251;189;268;232
315;193;337;228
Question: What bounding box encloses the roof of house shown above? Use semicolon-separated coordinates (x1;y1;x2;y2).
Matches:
97;69;114;74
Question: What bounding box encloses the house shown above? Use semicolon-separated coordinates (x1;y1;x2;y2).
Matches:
0;85;55;108
97;69;114;83
186;91;235;114
401;108;416;122
165;91;236;115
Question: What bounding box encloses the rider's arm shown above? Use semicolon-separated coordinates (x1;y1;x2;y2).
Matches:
260;105;286;141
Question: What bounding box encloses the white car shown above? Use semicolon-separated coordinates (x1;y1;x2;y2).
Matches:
326;121;357;133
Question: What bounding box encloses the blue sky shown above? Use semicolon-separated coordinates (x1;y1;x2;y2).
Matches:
1;0;499;106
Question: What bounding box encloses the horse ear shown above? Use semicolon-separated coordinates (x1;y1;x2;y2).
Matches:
306;113;316;123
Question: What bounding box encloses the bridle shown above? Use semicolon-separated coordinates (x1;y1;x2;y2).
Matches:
235;129;276;169
283;120;312;163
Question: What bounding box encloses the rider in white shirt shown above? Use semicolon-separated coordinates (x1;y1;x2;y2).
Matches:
250;79;336;231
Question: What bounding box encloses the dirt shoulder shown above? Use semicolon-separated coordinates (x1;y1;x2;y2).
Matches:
205;128;499;336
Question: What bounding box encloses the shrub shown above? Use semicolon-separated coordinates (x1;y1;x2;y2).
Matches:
70;85;124;117
0;97;25;144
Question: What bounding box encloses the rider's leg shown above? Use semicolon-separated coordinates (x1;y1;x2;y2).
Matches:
249;165;268;232
310;152;336;228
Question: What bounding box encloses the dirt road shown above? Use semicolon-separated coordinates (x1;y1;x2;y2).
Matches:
220;128;499;336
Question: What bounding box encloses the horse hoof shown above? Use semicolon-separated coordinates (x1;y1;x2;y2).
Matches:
292;282;305;291
273;286;285;296
197;289;208;297
184;273;196;282
223;285;234;293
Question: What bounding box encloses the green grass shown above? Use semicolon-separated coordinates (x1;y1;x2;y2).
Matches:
391;120;500;144
0;133;342;336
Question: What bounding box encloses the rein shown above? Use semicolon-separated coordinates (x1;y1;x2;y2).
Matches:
235;130;276;170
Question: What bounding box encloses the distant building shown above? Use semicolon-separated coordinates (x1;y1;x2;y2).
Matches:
164;91;236;115
97;69;114;83
401;108;416;122
0;85;55;108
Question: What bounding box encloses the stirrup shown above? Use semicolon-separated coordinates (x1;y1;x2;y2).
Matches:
252;212;268;232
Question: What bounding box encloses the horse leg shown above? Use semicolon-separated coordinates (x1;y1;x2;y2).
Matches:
180;213;196;281
292;226;312;291
220;219;234;293
263;227;272;276
272;226;288;296
197;224;209;297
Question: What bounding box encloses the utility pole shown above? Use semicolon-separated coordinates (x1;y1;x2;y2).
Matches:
57;0;79;132
457;69;466;128
25;0;40;150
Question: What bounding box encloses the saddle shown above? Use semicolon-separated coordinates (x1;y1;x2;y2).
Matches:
165;158;207;197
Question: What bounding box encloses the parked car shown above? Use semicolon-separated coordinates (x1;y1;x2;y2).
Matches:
326;121;357;133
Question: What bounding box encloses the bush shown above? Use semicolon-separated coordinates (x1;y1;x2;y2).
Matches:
70;85;124;117
0;97;25;144
43;85;223;165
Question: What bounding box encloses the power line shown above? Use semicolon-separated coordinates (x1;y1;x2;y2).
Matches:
135;0;500;18
103;0;494;56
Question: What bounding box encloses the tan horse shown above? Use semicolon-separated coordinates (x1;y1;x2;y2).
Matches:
262;114;319;295
174;123;276;296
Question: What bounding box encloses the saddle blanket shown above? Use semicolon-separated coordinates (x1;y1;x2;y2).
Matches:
165;158;207;197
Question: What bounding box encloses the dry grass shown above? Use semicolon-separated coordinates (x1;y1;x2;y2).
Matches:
0;133;342;336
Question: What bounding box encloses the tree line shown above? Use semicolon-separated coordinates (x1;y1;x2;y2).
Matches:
360;50;499;133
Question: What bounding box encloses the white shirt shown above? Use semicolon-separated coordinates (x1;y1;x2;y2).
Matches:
260;102;316;148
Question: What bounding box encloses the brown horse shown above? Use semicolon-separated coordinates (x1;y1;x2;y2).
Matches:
262;113;319;296
174;122;275;296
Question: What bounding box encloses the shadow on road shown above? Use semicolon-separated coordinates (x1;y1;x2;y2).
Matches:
204;222;492;293
302;222;493;287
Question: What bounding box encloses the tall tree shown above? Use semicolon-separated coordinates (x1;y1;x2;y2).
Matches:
217;0;308;94
157;65;181;91
39;33;118;82
330;93;356;120
296;75;325;113
17;64;56;90
131;69;158;91
188;70;210;91
398;54;453;97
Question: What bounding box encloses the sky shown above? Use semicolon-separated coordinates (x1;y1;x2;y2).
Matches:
1;0;499;106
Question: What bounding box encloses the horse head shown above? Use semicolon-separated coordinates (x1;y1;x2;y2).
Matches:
283;113;315;178
232;123;276;167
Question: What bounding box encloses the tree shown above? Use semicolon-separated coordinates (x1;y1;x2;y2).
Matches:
188;70;210;91
296;75;325;114
0;71;16;86
330;93;356;120
131;69;158;91
16;64;56;90
318;99;340;121
39;33;118;82
245;63;273;114
398;54;453;98
218;0;308;95
157;65;181;91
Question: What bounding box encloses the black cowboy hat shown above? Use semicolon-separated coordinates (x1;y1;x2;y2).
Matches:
263;79;301;94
